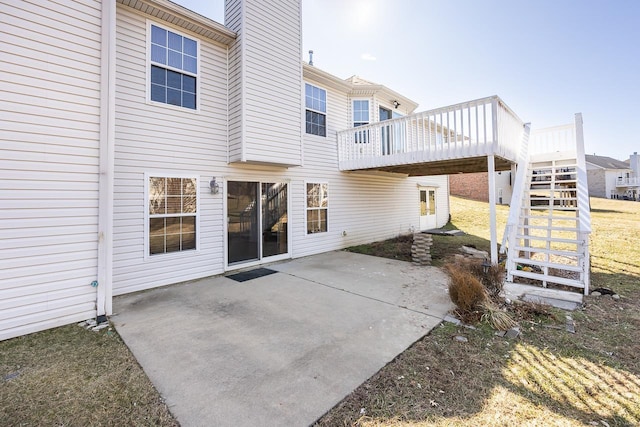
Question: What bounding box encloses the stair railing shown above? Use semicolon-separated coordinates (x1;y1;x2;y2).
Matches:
501;123;531;281
574;113;591;294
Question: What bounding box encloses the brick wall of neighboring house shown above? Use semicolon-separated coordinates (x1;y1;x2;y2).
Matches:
449;172;490;202
587;169;606;198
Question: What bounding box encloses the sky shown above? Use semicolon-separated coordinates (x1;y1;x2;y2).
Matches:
173;0;640;161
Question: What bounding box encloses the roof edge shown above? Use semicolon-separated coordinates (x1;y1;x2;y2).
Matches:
117;0;236;45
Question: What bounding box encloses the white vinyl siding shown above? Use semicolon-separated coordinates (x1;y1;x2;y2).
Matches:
225;0;303;166
112;5;228;295
0;0;102;340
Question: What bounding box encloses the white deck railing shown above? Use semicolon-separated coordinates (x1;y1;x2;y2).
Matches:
529;123;577;157
528;115;591;234
337;96;524;171
616;176;640;186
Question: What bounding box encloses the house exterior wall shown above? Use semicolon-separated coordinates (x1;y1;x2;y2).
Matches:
586;169;606;198
111;3;449;296
112;5;230;295
225;0;303;166
1;0;451;339
0;1;102;340
448;171;512;204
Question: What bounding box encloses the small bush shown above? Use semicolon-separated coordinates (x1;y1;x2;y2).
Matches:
444;264;488;312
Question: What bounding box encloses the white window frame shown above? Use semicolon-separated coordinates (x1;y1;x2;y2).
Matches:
305;181;328;235
352;99;370;127
144;172;200;260
146;20;201;112
304;82;327;137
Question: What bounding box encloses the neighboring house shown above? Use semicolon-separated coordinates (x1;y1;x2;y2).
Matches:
449;170;514;205
0;0;450;340
586;153;640;200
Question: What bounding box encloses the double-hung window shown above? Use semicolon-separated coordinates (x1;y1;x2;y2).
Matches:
306;183;328;234
149;23;198;109
353;99;369;143
305;83;326;137
148;176;198;255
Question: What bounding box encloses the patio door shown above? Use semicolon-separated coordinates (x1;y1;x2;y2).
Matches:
227;181;288;265
419;187;437;231
380;107;392;155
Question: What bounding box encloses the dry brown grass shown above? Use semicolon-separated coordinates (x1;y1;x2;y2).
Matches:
0;323;177;426
444;264;488;313
449;256;505;297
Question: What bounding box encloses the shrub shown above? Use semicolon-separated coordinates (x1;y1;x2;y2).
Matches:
444;264;488;312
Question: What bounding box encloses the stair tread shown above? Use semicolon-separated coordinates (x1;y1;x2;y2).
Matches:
528;206;578;211
508;270;584;288
529;181;577;185
527;196;578;199
514;246;582;257
522;215;579;220
511;257;583;272
515;235;582;243
521;225;580;232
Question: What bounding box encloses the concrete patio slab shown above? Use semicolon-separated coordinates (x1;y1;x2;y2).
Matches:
111;251;452;427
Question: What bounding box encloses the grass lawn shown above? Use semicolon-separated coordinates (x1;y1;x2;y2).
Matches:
1;196;638;426
0;324;177;426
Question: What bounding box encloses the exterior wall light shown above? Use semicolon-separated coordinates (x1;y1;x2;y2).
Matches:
392;100;400;109
209;178;220;194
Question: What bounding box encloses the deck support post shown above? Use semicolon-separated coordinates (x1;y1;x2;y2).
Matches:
488;154;498;264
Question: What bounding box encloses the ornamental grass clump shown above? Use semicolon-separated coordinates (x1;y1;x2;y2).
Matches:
444;264;488;313
480;301;517;331
445;260;516;330
454;257;505;298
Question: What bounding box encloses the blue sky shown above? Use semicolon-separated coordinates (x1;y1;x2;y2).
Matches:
174;0;640;161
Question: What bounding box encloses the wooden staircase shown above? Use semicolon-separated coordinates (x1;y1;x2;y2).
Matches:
502;114;591;295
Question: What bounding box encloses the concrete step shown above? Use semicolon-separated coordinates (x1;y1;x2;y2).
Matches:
502;282;583;310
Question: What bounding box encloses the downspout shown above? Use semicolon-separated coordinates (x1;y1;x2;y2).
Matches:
97;0;116;320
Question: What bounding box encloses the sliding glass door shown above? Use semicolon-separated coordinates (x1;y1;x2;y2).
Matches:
227;181;288;265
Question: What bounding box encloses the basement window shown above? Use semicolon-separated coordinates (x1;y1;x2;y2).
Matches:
147;176;198;255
